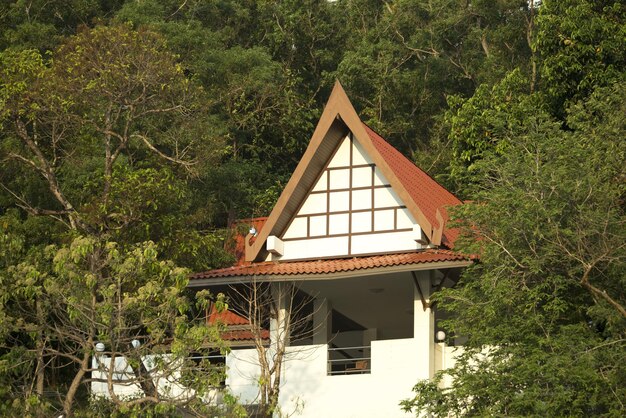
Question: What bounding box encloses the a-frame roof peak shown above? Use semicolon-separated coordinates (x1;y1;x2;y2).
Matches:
245;81;460;262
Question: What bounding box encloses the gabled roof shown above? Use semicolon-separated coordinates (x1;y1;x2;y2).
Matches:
244;81;461;262
207;306;249;326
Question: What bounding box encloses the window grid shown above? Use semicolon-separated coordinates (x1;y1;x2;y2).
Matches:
282;135;409;250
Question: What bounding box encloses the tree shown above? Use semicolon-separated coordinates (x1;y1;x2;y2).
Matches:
536;0;626;117
0;23;230;268
0;0;112;51
335;0;535;155
226;278;320;417
0;24;233;415
115;0;323;171
441;70;542;194
401;82;626;416
0;227;227;416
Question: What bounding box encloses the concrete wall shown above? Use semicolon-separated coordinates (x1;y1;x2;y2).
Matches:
225;338;462;418
90;340;462;416
91;354;193;401
434;343;462;389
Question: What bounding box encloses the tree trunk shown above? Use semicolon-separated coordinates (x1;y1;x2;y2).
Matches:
63;348;90;417
35;298;45;397
126;350;159;399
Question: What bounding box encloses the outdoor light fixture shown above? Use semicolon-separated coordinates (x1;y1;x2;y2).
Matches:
249;226;257;236
131;339;141;349
95;342;105;352
436;330;446;342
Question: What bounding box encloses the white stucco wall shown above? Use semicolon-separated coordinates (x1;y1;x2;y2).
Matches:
225;338;461;418
91;354;193;401
434;343;462;389
90;342;462;416
225;287;463;418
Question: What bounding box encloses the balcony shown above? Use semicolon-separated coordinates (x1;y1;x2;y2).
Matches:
327;345;371;375
225;337;460;417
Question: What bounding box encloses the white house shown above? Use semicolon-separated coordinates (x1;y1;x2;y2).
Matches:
188;82;474;417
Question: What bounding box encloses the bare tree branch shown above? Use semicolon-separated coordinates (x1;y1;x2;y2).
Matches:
131;133;197;167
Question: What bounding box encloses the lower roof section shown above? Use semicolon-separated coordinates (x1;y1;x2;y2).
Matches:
189;249;473;287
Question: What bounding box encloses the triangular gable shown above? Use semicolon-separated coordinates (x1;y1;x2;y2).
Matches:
278;133;423;259
245;81;460;262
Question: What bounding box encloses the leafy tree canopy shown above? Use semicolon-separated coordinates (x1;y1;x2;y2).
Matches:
402;80;626;417
0;0;624;416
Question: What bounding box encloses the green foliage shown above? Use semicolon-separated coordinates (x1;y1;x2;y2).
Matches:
0;48;46;119
536;0;626;116
114;0;321;173
335;0;533;155
1;1;625;415
0;23;231;268
402;82;626;416
404;2;626;413
0;0;111;51
443;70;543;193
0;227;228;415
0;23;233;415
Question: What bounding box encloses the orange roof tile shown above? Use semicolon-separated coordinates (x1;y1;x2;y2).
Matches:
364;124;461;247
220;329;270;341
207;307;270;341
191;250;469;280
208;307;249;326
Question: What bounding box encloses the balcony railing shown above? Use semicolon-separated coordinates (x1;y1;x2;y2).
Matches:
327;345;371;375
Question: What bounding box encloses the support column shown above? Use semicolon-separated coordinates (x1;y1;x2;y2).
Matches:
270;283;291;349
413;270;435;379
313;298;332;345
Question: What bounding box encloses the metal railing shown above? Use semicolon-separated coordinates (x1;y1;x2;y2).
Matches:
327;345;371;375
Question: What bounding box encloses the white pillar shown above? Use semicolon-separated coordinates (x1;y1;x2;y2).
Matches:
270;283;291;349
413;271;435;379
313;298;331;345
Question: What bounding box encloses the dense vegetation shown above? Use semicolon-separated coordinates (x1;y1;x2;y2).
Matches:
0;0;623;416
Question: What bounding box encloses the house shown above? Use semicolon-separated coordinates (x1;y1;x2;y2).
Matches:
188;82;473;417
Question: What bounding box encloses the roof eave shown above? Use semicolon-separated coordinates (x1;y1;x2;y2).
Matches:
188;259;472;287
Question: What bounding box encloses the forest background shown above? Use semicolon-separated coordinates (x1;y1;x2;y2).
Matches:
0;0;624;417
